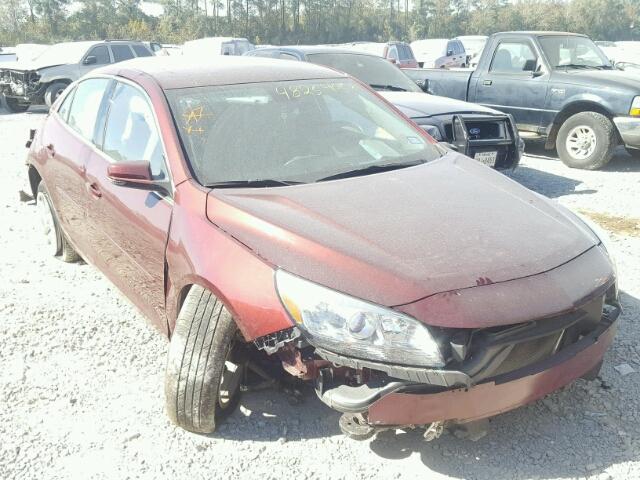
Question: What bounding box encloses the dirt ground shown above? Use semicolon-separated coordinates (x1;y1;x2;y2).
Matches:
1;106;639;480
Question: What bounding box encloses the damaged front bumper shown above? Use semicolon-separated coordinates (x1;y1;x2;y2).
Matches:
0;69;42;102
314;299;620;427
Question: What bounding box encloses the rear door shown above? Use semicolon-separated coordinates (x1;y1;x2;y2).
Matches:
42;78;112;257
472;39;550;131
109;44;135;64
84;80;173;327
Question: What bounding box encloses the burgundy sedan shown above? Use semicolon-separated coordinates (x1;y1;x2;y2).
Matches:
26;56;620;439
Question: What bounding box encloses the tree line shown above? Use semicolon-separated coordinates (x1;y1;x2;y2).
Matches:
0;0;638;48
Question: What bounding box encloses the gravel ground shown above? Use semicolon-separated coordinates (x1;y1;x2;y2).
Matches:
1;106;639;480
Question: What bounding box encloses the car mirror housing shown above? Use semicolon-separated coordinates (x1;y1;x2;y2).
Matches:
83;56;97;65
107;160;156;187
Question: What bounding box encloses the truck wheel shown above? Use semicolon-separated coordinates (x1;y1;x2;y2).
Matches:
36;182;80;262
44;82;68;108
165;286;245;433
556;112;616;170
3;96;29;113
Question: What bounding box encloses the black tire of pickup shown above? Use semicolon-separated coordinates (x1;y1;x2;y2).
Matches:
165;286;244;434
44;82;69;108
3;95;29;113
556;112;616;170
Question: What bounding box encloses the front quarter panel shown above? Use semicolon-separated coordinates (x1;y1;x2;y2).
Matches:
165;180;292;341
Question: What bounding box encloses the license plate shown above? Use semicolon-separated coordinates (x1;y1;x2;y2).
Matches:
474;151;498;166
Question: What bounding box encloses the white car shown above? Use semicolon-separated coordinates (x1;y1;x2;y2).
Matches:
182;37;254;57
410;38;466;69
456;35;488;67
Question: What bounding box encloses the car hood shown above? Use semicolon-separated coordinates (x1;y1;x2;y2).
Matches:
206;153;598;308
0;59;63;72
560;68;640;90
379;91;500;118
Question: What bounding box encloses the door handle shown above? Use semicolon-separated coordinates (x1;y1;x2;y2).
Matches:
87;182;102;198
483;80;493;86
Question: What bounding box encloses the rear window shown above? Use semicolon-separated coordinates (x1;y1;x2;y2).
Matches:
111;45;134;62
307;53;421;92
132;45;152;57
166;78;440;186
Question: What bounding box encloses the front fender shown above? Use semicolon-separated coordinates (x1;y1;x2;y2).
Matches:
37;65;80;85
165;181;292;341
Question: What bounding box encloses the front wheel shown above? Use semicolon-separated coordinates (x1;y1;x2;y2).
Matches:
165;286;245;433
44;82;68;108
556;112;616;169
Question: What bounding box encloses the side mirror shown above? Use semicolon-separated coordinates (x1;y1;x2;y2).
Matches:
83;56;97;65
447;50;454;57
107;161;155;188
414;78;430;92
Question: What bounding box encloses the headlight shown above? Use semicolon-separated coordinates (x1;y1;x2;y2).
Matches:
275;270;445;367
418;124;442;141
630;96;640;116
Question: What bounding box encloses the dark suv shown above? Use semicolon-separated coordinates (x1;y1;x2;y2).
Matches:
0;40;153;112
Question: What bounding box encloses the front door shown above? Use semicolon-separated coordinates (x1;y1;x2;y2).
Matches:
473;39;551;131
84;80;172;329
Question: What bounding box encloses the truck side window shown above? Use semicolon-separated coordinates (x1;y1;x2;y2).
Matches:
86;45;111;65
490;42;538;73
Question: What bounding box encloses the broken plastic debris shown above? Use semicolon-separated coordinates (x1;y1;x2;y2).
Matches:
614;363;636;376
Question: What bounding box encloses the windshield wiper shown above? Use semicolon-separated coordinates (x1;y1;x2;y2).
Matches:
369;84;408;92
554;64;597;70
208;179;303;188
316;160;426;182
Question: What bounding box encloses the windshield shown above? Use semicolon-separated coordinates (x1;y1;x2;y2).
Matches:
539;36;611;69
167;78;441;187
33;42;91;65
307;53;421;93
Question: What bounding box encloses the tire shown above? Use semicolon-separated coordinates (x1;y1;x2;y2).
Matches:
44;82;68;108
36;182;80;262
165;286;244;433
3;95;29;113
556;112;616;170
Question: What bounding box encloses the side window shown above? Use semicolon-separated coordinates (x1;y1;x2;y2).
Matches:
86;45;111;65
279;52;299;60
67;78;111;144
457;41;465;54
490;42;538;73
102;82;166;180
446;42;454;56
57;86;76;122
387;46;399;60
132;45;152;57
111;45;135;63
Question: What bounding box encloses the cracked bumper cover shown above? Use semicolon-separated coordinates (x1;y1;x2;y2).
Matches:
613;116;640;149
366;308;619;426
316;305;619;426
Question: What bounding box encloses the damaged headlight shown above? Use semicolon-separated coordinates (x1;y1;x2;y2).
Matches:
275;270;445;367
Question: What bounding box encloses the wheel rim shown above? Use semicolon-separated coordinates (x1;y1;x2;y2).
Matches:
566;125;597;160
218;340;243;410
36;191;58;255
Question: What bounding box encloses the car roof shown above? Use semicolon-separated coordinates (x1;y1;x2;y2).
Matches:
93;55;348;90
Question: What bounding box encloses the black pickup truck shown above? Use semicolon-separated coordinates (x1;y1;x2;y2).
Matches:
405;32;640;169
